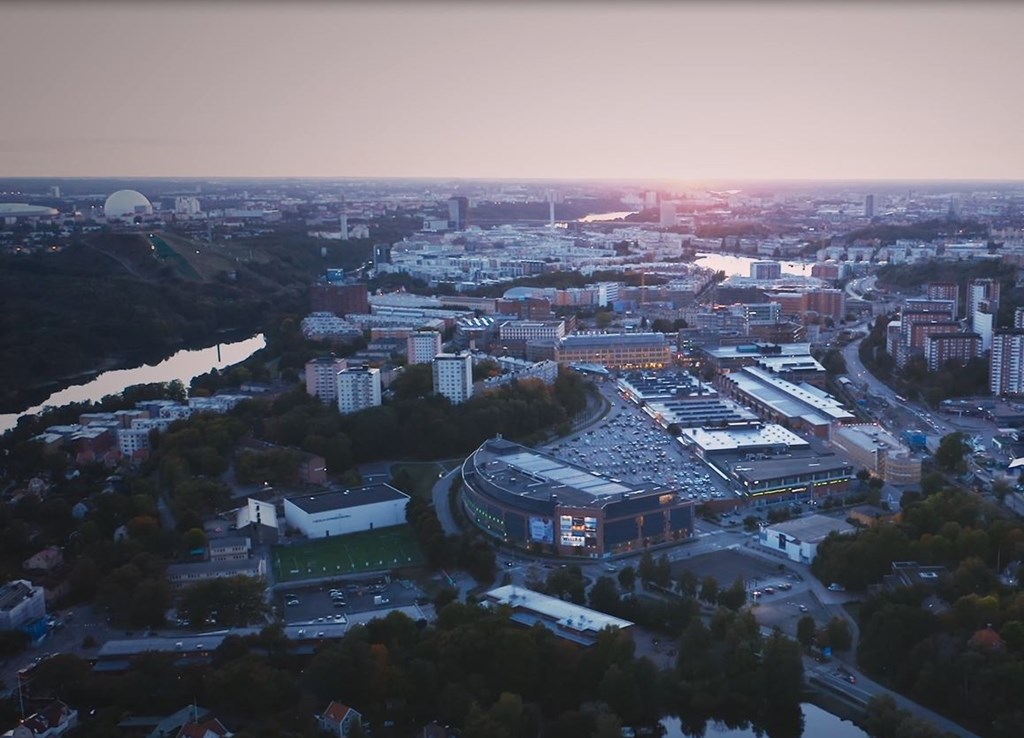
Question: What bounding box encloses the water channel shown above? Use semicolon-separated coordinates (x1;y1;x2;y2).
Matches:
1;333;266;434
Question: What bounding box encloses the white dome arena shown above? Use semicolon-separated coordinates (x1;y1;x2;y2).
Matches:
104;189;153;220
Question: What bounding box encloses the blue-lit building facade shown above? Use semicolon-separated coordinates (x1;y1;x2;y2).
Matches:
461;437;694;557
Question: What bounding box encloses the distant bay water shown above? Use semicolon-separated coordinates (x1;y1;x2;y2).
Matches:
694;252;814;278
1;333;266;434
578;211;639;222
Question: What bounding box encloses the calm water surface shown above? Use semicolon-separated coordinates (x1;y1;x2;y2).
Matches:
1;333;266;434
579;211;639;222
661;704;867;738
694;252;814;278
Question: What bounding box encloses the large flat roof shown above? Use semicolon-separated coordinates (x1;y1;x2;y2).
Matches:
705;343;812;360
726;366;854;424
470;438;669;509
765;513;855;543
485;585;632;637
680;423;809;453
286;483;409;514
732;455;853;483
832;424;911;456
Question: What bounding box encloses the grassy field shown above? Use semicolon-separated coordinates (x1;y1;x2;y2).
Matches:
389;462;447;500
148;234;202;280
271;526;425;583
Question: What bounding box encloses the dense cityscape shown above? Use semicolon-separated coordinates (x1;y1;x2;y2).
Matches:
4;2;1024;738
2;176;1024;738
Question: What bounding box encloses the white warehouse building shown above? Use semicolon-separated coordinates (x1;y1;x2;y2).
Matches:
756;514;855;564
283;484;410;539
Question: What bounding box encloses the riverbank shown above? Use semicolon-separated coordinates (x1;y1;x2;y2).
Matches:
0;332;266;435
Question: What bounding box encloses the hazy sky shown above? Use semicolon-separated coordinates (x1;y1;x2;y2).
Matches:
2;2;1022;181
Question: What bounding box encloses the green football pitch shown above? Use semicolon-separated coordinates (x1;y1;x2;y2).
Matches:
271;527;425;583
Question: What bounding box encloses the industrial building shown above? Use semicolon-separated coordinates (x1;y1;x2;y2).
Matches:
461;437;694;557
757;514;856;563
677;421;810;461
719;365;854;437
483;584;634;646
283;484;410;539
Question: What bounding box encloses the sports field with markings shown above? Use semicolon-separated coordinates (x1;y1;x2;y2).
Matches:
271;526;425;583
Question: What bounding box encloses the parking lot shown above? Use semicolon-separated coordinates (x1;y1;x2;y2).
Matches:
543;395;737;502
277;578;423;625
669;549;791;592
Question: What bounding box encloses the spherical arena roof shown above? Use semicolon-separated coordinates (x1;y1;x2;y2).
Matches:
103;189;153;220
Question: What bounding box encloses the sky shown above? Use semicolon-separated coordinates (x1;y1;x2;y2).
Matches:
2;2;1023;182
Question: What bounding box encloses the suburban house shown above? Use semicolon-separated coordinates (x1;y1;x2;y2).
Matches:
317;702;362;737
2;700;78;738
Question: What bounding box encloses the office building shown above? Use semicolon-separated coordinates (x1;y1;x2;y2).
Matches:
750;261;782;281
448;196;469;231
1015;306;1024;330
991;332;1024;396
803;288;846;321
407;330;442;365
305;356;347;404
659;201;677;227
830;424;921;485
864;194;875;219
373;243;392;270
433;351;474;404
337;366;382;414
556;332;671;369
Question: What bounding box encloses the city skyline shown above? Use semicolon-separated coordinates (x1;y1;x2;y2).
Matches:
2;2;1023;181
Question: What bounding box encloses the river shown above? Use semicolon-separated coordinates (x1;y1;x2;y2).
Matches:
0;333;267;435
579;211;639;222
694;252;814;278
661;703;867;738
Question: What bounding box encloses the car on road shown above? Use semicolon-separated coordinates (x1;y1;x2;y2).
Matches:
828;583;846;592
798;604;809;612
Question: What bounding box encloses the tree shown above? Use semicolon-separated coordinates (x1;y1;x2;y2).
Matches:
699;576;719;604
617;566;636;592
824;616;853;652
796;615;816;648
717;576;747;611
935;432;969;474
589;577;621;614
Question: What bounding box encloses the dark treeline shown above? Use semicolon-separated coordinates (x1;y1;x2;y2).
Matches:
10;602;805;738
812;486;1024;738
846;219;988;247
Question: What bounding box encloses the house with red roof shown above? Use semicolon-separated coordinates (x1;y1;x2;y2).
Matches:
317;702;362;737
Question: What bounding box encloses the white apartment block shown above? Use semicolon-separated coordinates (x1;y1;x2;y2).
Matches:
407;330;443;365
991;332;1024;396
433;352;474;404
305;357;347;403
337;367;382;414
